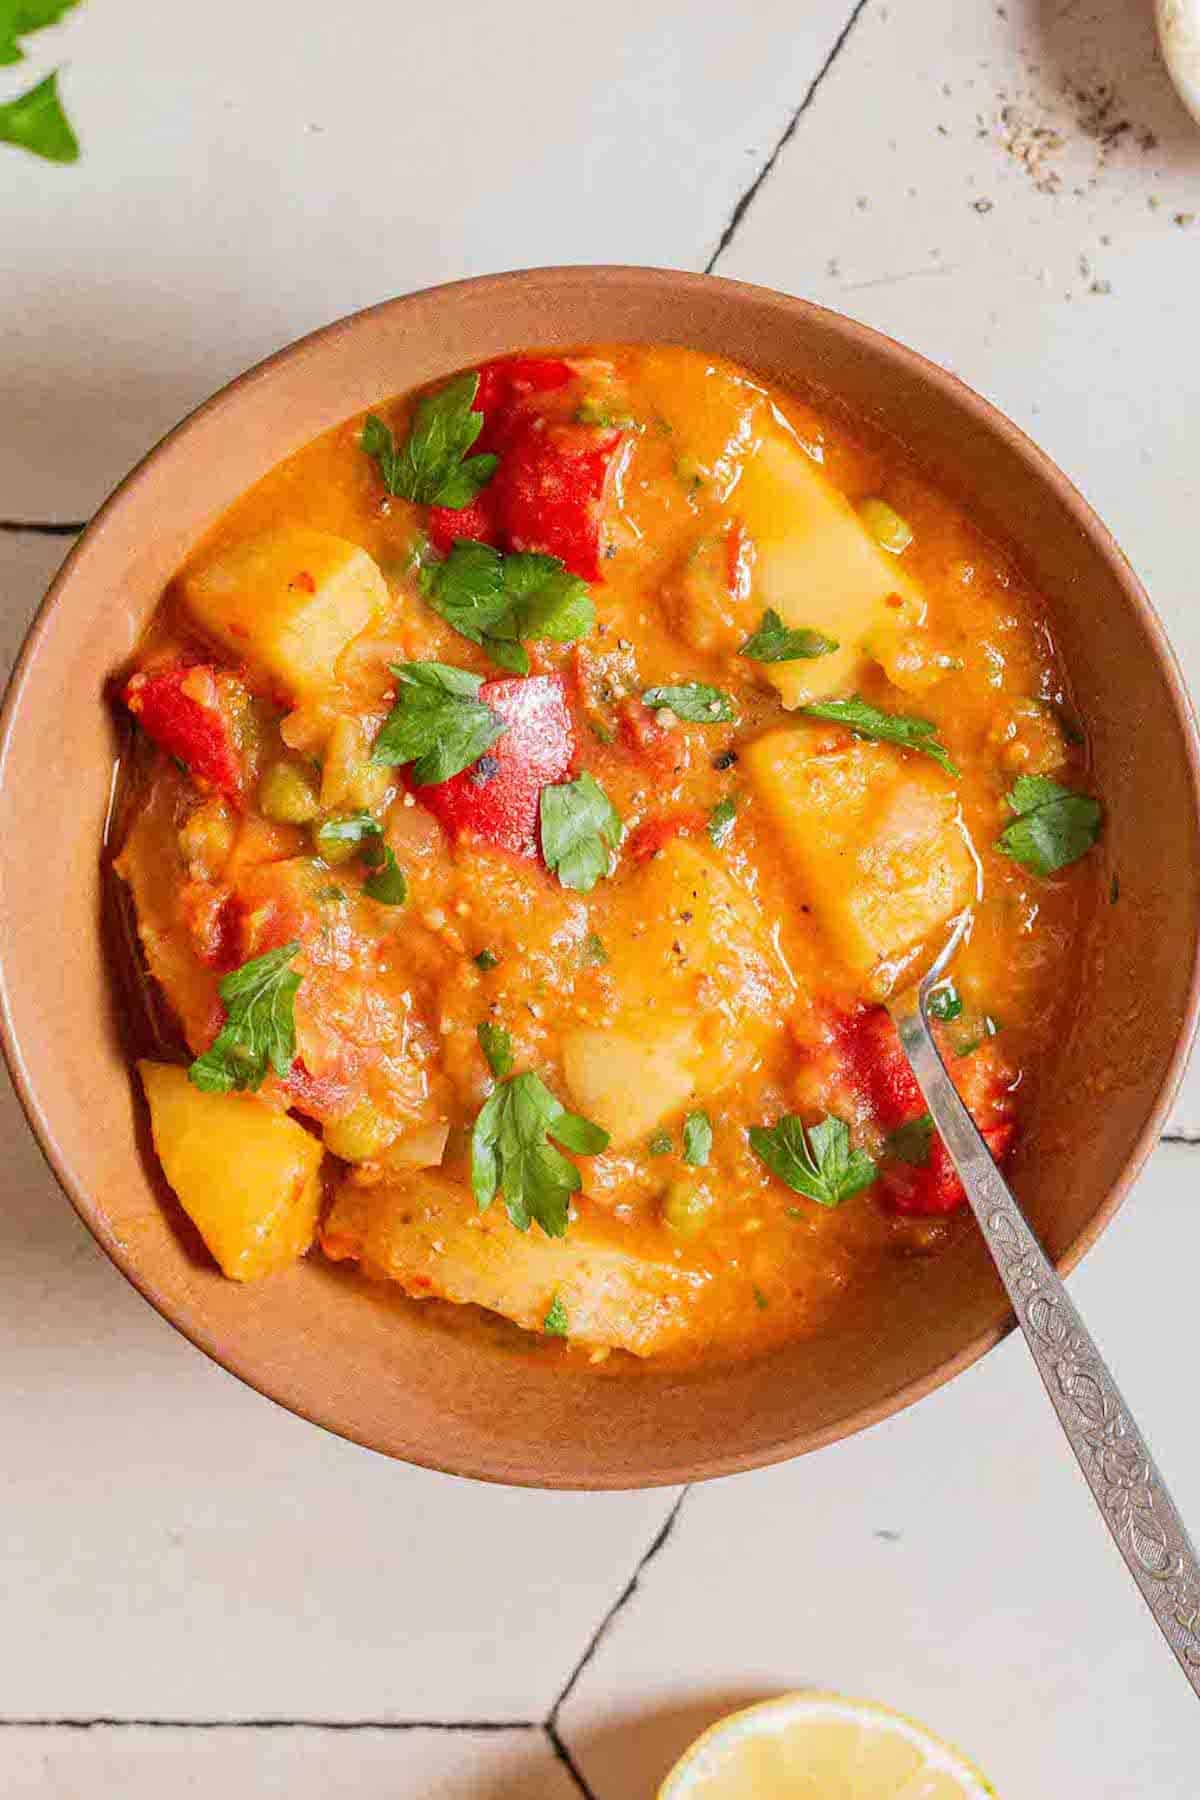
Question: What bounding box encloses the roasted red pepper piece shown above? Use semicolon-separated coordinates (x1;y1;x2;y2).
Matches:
427;487;501;556
838;1005;1016;1217
415;674;574;859
627;807;710;863
492;419;623;581
615;697;686;781
123;663;243;796
473;356;575;455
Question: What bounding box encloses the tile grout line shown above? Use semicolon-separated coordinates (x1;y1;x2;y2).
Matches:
0;519;86;535
0;1718;540;1732
544;1722;600;1800
704;0;872;274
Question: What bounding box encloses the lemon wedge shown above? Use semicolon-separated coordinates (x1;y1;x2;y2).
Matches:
658;1692;995;1799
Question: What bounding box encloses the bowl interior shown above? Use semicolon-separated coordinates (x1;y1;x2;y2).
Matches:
2;267;1196;1487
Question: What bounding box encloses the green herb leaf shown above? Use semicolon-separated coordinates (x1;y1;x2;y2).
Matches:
313;811;382;857
927;981;963;1022
477;1020;513;1080
647;1128;673;1156
885;1112;935;1167
753;1285;769;1311
708;796;737;847
427;541;594;667
749;1113;876;1208
361;843;408;906
1;0;80;64
543;1293;569;1336
362;372;497;507
470;1071;608;1238
474;947;500;972
0;68;78;162
427;539;508;640
801;695;959;777
579;930;609;967
996;775;1101;876
188;944;301;1094
682;1109;713;1167
739;609;839;663
642;683;738;724
371;661;508;785
540;772;622;893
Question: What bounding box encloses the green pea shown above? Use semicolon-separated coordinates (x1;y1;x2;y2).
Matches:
258;759;320;824
662;1176;716;1239
858;497;914;555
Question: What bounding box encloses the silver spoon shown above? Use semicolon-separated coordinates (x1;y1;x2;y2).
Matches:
890;909;1200;1699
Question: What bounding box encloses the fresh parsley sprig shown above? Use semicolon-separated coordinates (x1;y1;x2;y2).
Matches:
540;772;622;893
995;774;1101;876
739;609;838;663
643;684;738;724
477;1020;514;1080
749;1112;876;1208
188;944;302;1094
683;1109;713;1167
471;1071;609;1238
429;541;594;675
801;695;959;777
543;1293;570;1336
884;1113;935;1167
708;796;737;847
362;372;498;508
371;662;508;785
362;842;408;906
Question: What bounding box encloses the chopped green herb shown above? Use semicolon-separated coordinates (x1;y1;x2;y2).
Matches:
313;811;382;864
543;1293;569;1337
371;661;508;785
647;1128;673;1156
995;775;1102;876
474;947;500;972
1;0;80;64
927;981;963;1023
540;772;622;893
642;683;738;724
580;930;609;967
362;843;408;906
749;1113;876;1209
316;884;346;905
885;1113;935;1167
738;609;839;663
753;1285;770;1311
361;372;497;508
0;69;79;163
471;1071;608;1238
426;540;594;671
576;396;637;429
188;944;301;1094
477;1020;513;1080
708;796;737;848
801;695;959;777
682;1109;713;1168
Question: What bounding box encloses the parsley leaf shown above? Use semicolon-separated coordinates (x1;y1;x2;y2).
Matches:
474;948;500;972
361;372;498;507
428;541;595;671
0;68;78;162
371;661;508;785
544;1293;570;1336
362;843;408;906
470;1071;609;1238
540;772;622;893
642;683;738;724
477;1020;513;1080
996;775;1101;876
801;695;959;777
1;0;79;64
580;930;609;967
313;811;381;860
647;1128;673;1156
683;1109;713;1167
188;944;301;1094
749;1113;876;1208
885;1113;935;1166
708;796;737;847
739;609;838;663
927;981;963;1022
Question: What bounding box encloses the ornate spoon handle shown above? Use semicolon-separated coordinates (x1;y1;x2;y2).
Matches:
894;1001;1200;1698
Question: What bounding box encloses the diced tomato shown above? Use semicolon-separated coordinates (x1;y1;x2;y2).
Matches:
427;487;501;556
229;858;323;962
123;662;243;796
284;1057;355;1123
473;356;575;455
627;807;710;863
492;419;623;581
178;881;240;971
415;674;574;859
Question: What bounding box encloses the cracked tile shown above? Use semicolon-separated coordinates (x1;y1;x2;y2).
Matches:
0;1726;578;1799
559;1143;1200;1799
0;0;852;518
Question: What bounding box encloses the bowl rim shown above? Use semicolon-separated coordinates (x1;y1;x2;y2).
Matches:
3;263;1199;1488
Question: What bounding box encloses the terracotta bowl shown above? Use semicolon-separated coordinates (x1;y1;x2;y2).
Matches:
2;268;1197;1488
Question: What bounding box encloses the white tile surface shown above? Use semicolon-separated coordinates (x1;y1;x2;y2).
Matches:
0;0;852;519
560;1141;1200;1799
0;1726;576;1799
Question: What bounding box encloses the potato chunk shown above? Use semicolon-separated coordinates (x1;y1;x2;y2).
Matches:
139;1061;323;1280
322;1172;706;1356
743;729;975;991
180;526;387;701
734;433;927;708
561;840;780;1146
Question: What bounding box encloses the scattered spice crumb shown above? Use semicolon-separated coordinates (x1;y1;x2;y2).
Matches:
972;198;994;213
1174;212;1195;228
1089;279;1112;296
